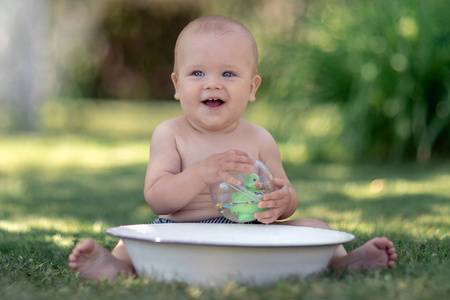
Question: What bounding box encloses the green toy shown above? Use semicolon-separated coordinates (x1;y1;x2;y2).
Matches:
228;173;268;222
212;159;276;222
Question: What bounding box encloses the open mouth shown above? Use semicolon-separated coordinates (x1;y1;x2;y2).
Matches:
202;98;224;108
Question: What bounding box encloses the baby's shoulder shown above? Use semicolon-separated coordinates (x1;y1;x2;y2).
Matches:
153;116;184;134
240;119;275;140
150;116;186;144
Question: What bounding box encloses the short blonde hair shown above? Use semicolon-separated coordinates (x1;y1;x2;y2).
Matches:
173;16;259;74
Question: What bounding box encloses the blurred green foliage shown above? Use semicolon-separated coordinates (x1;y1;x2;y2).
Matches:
259;0;450;163
51;0;450;162
54;0;200;100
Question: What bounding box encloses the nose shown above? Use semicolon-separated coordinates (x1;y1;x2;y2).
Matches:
203;76;223;90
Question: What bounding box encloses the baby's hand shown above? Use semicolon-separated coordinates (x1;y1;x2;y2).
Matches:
197;150;255;186
254;178;292;224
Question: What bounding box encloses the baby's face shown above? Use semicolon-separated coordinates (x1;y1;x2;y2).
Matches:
171;31;261;133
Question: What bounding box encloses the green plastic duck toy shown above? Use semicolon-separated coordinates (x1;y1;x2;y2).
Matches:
229;173;268;222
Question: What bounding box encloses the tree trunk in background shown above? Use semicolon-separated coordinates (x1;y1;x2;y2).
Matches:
0;0;48;132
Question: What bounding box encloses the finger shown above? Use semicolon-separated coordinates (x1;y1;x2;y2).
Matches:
226;149;249;156
220;172;242;186
258;199;280;209
262;189;284;201
256;207;279;218
224;150;256;163
224;161;255;174
257;218;274;224
272;178;284;187
222;153;255;172
254;210;278;224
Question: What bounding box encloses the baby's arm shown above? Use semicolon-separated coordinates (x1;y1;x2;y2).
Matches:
253;129;298;223
144;121;255;215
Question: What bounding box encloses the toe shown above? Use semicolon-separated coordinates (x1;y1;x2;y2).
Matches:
373;237;389;249
68;261;78;271
390;252;398;261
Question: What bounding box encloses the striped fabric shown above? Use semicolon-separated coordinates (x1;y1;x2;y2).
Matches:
152;217;261;224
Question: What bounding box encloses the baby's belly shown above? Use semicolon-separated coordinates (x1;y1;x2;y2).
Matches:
159;194;221;222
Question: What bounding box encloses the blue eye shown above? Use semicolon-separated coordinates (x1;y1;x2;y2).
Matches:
193;71;204;76
222;71;234;77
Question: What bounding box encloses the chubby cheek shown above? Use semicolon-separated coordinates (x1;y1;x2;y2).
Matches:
229;96;250;113
179;84;202;100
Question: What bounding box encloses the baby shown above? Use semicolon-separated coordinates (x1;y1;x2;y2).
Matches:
69;16;396;281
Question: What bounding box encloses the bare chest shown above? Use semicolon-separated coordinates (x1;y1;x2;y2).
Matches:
176;133;260;170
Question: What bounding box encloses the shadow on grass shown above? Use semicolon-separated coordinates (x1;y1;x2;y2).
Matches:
283;161;450;182
0;163;156;226
302;191;449;223
0;226;99;287
283;161;450;226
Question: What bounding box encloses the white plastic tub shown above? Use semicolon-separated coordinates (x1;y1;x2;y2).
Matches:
106;223;354;286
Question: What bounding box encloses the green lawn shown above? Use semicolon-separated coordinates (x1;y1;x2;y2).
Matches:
1;100;449;300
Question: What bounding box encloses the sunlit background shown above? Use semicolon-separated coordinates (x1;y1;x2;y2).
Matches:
1;0;449;162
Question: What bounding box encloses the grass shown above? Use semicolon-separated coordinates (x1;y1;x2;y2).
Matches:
1;99;449;300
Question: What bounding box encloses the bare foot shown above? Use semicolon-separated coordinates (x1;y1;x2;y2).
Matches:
68;239;133;281
331;237;397;272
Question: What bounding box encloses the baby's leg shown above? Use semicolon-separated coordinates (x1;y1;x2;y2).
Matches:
68;239;135;281
280;218;397;272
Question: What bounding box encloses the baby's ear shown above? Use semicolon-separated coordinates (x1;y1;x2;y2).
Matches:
249;75;262;102
171;72;180;100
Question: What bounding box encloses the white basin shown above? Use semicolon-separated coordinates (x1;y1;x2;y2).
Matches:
105;223;355;286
